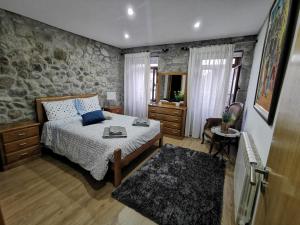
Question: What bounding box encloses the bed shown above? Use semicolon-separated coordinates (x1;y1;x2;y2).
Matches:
35;94;163;187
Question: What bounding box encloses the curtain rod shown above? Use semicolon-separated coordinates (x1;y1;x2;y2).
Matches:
121;39;257;55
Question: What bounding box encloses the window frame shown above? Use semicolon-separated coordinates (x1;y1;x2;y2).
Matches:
150;66;158;102
228;56;242;104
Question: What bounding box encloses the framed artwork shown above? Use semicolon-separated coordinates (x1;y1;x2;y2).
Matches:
254;0;299;125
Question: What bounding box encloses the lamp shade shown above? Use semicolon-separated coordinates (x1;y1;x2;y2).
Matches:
107;91;117;101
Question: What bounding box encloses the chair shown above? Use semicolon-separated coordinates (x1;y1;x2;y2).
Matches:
201;102;244;153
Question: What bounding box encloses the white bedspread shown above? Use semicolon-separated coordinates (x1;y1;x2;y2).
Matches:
41;113;160;181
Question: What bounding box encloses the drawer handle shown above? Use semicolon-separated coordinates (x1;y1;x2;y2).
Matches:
20;152;29;157
19;143;27;146
18;133;26;136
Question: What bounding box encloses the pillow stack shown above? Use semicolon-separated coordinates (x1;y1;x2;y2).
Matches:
75;96;105;126
42;95;106;126
75;95;101;115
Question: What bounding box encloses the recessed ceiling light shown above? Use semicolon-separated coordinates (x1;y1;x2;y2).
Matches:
127;7;134;16
124;33;130;39
194;21;201;29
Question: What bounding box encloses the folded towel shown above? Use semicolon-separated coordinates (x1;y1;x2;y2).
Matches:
133;118;150;127
109;126;124;135
103;126;127;138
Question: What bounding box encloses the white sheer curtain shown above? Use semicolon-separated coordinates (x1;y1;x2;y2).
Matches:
124;52;150;117
185;44;234;138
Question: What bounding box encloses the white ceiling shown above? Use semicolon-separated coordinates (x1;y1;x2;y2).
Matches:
0;0;273;48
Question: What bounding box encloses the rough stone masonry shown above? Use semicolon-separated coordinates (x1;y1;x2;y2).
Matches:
0;9;124;123
0;8;256;124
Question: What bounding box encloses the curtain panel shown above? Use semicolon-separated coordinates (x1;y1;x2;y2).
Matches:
124;52;150;117
185;44;234;138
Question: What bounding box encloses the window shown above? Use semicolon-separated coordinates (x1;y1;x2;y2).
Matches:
227;56;242;104
201;55;242;105
149;57;158;102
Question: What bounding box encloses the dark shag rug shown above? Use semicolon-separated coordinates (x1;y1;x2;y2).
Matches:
112;144;226;225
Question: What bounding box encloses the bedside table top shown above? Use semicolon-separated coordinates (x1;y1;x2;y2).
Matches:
103;106;122;110
0;120;40;133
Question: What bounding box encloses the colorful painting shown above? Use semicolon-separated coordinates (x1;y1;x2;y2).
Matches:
254;0;298;124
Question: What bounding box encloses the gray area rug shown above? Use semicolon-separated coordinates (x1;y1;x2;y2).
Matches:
112;144;226;225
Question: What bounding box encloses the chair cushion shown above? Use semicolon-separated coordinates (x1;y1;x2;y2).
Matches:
228;103;243;122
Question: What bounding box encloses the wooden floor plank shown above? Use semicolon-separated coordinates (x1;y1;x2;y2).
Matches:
0;137;235;225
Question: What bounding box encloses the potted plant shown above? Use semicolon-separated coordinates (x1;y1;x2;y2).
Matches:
221;111;232;133
174;91;184;105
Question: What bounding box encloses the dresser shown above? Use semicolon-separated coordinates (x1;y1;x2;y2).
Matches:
148;103;187;139
0;121;40;170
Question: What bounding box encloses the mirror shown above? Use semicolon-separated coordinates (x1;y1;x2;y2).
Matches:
156;72;187;104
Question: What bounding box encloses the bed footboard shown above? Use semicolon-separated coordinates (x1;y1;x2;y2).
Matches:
112;123;164;187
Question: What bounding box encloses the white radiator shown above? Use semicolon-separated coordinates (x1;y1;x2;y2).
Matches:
234;132;262;225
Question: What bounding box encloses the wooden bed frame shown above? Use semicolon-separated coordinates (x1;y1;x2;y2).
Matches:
35;93;163;187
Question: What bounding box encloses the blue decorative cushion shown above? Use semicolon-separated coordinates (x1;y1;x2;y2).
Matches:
81;110;105;126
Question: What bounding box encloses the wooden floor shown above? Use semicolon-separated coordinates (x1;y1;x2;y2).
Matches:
0;137;235;225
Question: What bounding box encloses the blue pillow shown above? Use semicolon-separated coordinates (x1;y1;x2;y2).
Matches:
81;110;105;126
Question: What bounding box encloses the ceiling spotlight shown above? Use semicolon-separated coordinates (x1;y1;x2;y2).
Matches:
124;33;130;39
127;7;134;16
194;21;201;29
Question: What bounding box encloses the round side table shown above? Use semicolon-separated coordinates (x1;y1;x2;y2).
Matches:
211;126;240;160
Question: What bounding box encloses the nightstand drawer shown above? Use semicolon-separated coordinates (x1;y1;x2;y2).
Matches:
6;145;40;164
3;126;39;143
4;136;40;153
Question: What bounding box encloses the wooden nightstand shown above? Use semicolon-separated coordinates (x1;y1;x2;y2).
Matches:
103;106;123;114
0;121;41;170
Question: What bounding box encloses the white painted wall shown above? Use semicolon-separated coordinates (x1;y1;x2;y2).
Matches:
242;19;276;165
243;13;300;225
240;18;275;225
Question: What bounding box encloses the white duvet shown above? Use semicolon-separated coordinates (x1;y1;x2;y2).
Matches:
41;113;160;181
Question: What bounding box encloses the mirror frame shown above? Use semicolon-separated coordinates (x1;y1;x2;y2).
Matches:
156;71;188;106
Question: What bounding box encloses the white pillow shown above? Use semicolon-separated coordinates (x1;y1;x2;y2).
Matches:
103;111;113;120
75;95;101;115
42;99;78;121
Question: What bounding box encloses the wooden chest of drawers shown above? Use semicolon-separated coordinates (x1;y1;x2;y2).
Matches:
0;121;40;170
148;103;187;139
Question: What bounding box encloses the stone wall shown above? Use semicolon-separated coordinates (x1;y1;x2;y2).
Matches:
0;8;257;124
234;41;256;103
123;36;256;104
0;9;123;123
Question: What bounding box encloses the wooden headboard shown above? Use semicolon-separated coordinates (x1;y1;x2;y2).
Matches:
35;93;97;125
